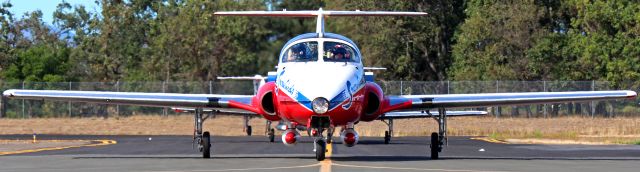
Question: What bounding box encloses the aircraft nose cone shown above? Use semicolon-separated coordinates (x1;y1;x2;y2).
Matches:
293;64;358;101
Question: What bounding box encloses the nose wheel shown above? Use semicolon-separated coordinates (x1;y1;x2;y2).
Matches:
310;126;333;161
315;139;326;161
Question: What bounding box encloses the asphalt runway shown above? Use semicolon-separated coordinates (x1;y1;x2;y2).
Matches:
1;135;640;172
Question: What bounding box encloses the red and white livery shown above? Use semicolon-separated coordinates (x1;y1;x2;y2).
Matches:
3;8;636;161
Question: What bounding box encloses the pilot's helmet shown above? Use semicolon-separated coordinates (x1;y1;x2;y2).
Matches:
291;44;307;57
332;45;347;58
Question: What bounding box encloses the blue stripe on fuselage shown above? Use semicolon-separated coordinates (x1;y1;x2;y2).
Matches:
277;81;364;112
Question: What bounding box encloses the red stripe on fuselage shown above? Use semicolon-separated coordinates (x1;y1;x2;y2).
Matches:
228;100;261;114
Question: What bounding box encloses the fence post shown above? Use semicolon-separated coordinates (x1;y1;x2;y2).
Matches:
400;81;403;95
116;81;120;116
162;81;167;116
0;94;5;118
543;80;547;118
68;82;72;117
495;80;500;118
0;80;4;118
209;80;213;94
22;81;25;119
591;80;595;118
446;80;450;94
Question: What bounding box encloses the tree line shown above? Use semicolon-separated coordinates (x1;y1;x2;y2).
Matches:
0;0;638;88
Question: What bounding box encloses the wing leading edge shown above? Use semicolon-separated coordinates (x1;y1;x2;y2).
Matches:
2;89;256;111
380;110;488;119
383;90;637;113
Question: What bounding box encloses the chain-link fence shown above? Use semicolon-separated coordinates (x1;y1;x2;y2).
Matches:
1;80;638;118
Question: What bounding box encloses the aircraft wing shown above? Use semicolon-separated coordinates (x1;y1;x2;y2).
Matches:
171;107;256;115
383;90;637;112
379;110;487;119
2;89;260;113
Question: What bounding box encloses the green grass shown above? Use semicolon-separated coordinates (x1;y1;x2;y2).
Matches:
488;132;505;140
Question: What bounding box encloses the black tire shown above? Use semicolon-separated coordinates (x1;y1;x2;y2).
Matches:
430;132;439;159
246;126;252;136
315;140;326;161
203;131;211;158
268;128;275;142
384;131;391;144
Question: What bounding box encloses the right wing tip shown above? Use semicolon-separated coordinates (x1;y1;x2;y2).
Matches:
626;90;637;98
2;89;15;97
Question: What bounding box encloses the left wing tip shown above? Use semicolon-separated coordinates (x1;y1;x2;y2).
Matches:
2;89;15;97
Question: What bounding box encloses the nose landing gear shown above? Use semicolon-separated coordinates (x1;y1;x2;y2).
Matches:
315;139;326;161
309;116;333;161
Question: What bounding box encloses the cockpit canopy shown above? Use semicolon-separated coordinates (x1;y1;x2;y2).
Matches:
281;40;360;63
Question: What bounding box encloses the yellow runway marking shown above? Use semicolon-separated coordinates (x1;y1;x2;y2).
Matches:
150;163;321;172
0;140;117;156
470;137;509;144
319;142;332;172
332;163;511;172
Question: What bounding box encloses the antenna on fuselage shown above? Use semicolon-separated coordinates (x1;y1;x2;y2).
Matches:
214;9;427;38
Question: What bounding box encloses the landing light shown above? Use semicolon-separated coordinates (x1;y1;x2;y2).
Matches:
312;97;329;114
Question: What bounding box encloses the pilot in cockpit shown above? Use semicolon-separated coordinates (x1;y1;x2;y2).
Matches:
331;45;350;60
288;43;308;61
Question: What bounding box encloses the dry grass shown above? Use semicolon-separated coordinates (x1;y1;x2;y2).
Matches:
1;115;640;144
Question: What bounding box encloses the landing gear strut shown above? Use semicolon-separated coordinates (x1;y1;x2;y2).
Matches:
266;120;275;142
310;116;331;161
193;108;212;158
243;115;252;136
428;108;447;159
382;119;393;144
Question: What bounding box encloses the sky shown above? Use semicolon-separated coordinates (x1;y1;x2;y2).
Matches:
6;0;101;25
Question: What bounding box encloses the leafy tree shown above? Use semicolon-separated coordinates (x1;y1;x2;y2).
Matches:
450;0;549;80
328;0;464;81
3;44;71;82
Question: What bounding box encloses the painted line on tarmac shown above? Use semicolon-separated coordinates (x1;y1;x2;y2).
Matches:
470;137;509;144
331;163;511;172
0;139;117;155
320;142;332;172
143;164;321;172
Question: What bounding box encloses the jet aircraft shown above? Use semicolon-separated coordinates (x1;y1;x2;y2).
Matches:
3;9;637;161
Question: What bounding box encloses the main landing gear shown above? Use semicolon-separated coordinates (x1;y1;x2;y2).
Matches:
266;120;275;142
428;108;447;160
382;108;448;159
382;119;394;144
193;108;213;158
247;115;277;143
243;115;252;136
